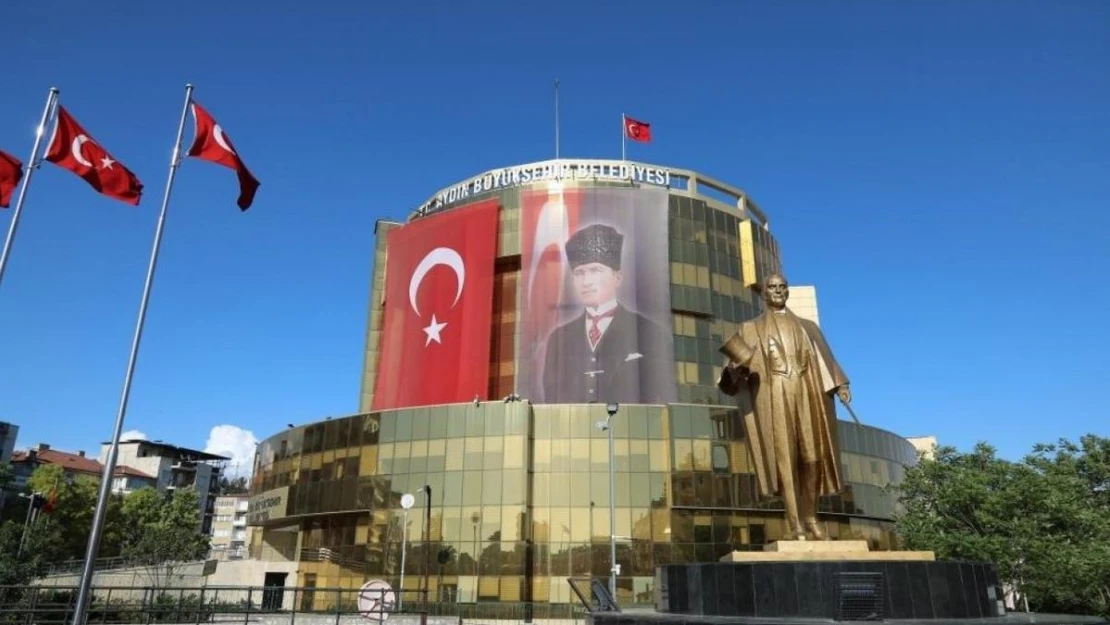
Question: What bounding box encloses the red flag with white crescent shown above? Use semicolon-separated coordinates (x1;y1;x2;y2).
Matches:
45;106;144;206
0;149;22;208
187;101;260;210
371;199;500;410
624;115;652;143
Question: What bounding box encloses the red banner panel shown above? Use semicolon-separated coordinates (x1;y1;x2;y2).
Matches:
372;199;500;410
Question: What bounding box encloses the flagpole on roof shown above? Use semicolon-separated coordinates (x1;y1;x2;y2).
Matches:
554;78;561;160
621;112;626;162
0;87;59;292
70;83;195;625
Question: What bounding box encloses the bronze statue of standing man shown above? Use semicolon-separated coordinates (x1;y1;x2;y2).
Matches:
717;274;852;541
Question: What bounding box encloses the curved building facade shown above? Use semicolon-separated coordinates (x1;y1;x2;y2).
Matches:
249;159;918;608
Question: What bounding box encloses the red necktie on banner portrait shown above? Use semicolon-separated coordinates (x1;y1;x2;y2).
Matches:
0;149;22;208
588;308;617;347
45;106;144;206
186;101;260;210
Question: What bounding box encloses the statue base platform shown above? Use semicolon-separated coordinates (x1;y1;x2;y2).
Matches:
590;611;1108;625
640;556;1039;622
582;544;1109;625
718;539;936;562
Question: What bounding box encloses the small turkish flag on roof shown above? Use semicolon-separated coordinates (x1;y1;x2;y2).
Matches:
45;106;143;206
0;149;23;208
187;101;259;210
624;115;652;143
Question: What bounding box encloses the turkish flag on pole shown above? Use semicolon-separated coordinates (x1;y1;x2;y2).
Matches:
372;199;500;411
187;101;260;210
624;115;652;143
45;106;143;206
0;149;22;208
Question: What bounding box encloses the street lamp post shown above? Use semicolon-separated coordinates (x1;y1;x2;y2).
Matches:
595;402;620;603
419;485;432;609
399;493;416;610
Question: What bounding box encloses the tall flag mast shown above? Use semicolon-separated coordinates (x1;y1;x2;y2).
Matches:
555;78;561;160
69;82;192;624
0;87;58;291
69;84;259;624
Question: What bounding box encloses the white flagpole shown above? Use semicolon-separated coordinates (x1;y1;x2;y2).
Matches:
554;78;560;160
70;83;195;625
621;113;626;161
0;87;59;291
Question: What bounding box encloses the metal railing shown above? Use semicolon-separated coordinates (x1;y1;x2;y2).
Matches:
44;558;137;578
0;585;588;624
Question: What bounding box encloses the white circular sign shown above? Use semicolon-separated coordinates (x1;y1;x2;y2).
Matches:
357;580;396;621
400;493;416;510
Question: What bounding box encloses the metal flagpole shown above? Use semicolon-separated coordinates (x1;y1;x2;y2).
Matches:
70;83;195;625
621;113;626;161
399;510;409;609
17;492;36;556
0;87;59;291
554;78;560;159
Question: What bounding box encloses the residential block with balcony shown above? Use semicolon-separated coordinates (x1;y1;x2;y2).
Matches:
99;439;230;536
209;495;255;560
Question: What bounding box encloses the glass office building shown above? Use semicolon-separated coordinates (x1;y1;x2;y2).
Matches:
248;159;919;608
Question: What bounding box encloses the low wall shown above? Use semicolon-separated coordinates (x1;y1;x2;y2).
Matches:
37;559;300;611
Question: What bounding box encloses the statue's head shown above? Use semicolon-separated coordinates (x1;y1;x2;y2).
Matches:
762;274;789;310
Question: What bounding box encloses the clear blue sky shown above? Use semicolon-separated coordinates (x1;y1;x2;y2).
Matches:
1;1;1106;466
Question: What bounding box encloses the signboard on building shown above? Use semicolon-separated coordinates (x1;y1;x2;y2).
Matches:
415;159;673;215
246;486;289;526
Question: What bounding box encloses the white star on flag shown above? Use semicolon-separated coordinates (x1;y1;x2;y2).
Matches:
423;314;447;346
99;155;115;170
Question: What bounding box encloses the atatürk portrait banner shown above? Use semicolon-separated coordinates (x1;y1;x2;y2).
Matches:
519;186;677;405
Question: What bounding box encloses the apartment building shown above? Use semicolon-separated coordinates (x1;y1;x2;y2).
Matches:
210;495;254;560
11;444;103;490
0;421;18;464
100;439;230;535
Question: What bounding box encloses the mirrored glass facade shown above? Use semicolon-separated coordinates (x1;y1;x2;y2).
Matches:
252;164;919;609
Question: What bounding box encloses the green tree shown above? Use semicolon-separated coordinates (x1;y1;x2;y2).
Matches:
895;436;1110;618
22;465;124;563
121;487;210;590
218;476;249;495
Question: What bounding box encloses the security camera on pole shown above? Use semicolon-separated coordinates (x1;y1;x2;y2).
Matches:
399;493;416;610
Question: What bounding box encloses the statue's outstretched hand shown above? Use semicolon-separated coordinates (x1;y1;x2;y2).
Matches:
837;385;852;404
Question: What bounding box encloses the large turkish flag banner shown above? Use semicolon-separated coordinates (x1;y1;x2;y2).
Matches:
372;199;500;411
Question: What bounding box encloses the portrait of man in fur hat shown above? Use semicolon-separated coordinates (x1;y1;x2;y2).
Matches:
541;223;676;404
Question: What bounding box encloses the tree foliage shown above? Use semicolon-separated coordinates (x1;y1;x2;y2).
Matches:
0;465;212;586
120;487;209;566
120;487;211;590
218;475;249;495
895;435;1110;618
19;464;125;563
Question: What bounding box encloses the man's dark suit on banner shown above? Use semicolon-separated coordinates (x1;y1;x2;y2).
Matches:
542;224;675;404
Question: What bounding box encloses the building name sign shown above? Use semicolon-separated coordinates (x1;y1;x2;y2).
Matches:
417;160;673;215
246;486;289;526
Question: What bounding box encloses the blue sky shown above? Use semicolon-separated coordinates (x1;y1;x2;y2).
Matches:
0;1;1106;468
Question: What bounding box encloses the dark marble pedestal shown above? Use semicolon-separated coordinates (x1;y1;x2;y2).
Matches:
589;610;1109;625
657;561;1005;620
584;559;1107;625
